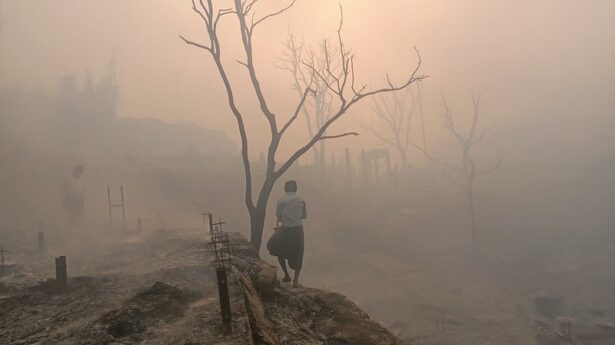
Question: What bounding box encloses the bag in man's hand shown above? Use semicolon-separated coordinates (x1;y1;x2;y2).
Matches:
267;228;283;256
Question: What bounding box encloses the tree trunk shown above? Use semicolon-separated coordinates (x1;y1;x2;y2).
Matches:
250;177;276;252
249;207;267;251
467;176;477;254
398;147;408;170
318;145;326;188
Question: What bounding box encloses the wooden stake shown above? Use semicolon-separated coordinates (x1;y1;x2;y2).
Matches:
55;256;67;290
216;266;232;334
0;245;7;270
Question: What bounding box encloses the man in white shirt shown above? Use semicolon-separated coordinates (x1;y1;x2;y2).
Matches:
272;180;306;288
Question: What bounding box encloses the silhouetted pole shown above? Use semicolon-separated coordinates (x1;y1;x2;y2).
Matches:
108;186;127;231
216;266;232;334
360;150;368;188
120;185;126;231
345;148;352;190
374;154;381;183
0;245;7;274
207;213;214;234
209;213;232;334
107;186;113;230
55;256;67;290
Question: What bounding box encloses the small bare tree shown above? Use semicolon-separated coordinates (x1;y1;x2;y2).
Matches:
356;84;419;169
180;0;425;250
414;92;501;254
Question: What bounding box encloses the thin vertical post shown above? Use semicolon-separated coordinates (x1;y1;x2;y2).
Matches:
216;266;232;334
55;256;67;290
0;245;6;269
208;213;214;234
107;186;113;230
374;155;381;183
360;150;367;187
345;148;352;190
120;185;126;231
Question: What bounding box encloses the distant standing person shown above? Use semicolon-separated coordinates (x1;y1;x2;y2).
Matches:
269;180;307;288
61;164;85;227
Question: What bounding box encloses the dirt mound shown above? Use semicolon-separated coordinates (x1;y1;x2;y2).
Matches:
1;229;404;345
98;281;200;338
231;232;403;345
265;287;401;345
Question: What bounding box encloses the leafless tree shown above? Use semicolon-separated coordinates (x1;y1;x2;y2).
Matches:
276;34;333;170
356;84;419;169
180;0;426;250
414;92;501;254
416;81;428;155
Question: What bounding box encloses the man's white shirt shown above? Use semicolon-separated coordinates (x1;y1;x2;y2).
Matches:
276;192;306;227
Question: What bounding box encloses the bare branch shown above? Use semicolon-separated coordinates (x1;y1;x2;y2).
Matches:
214;8;235;33
192;0;210;26
233;0;279;143
303;60;340;96
242;0;259;14
440;92;467;146
179;35;212;53
354;114;398;147
349;47;426;103
467;91;484;142
251;0;296;32
411;143;463;173
280;87;314;136
476;154;503;176
316;131;358;142
471;122;498;144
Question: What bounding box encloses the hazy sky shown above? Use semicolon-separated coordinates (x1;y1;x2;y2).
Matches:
1;0;614;162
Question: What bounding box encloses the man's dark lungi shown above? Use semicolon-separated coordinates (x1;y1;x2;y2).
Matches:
267;226;304;270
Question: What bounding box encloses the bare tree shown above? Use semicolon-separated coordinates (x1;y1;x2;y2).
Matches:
415;92;501;254
416;81;428;154
180;0;426;251
276;34;333;171
356;84;419;169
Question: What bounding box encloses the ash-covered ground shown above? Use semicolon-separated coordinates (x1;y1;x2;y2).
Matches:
0;227;402;345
